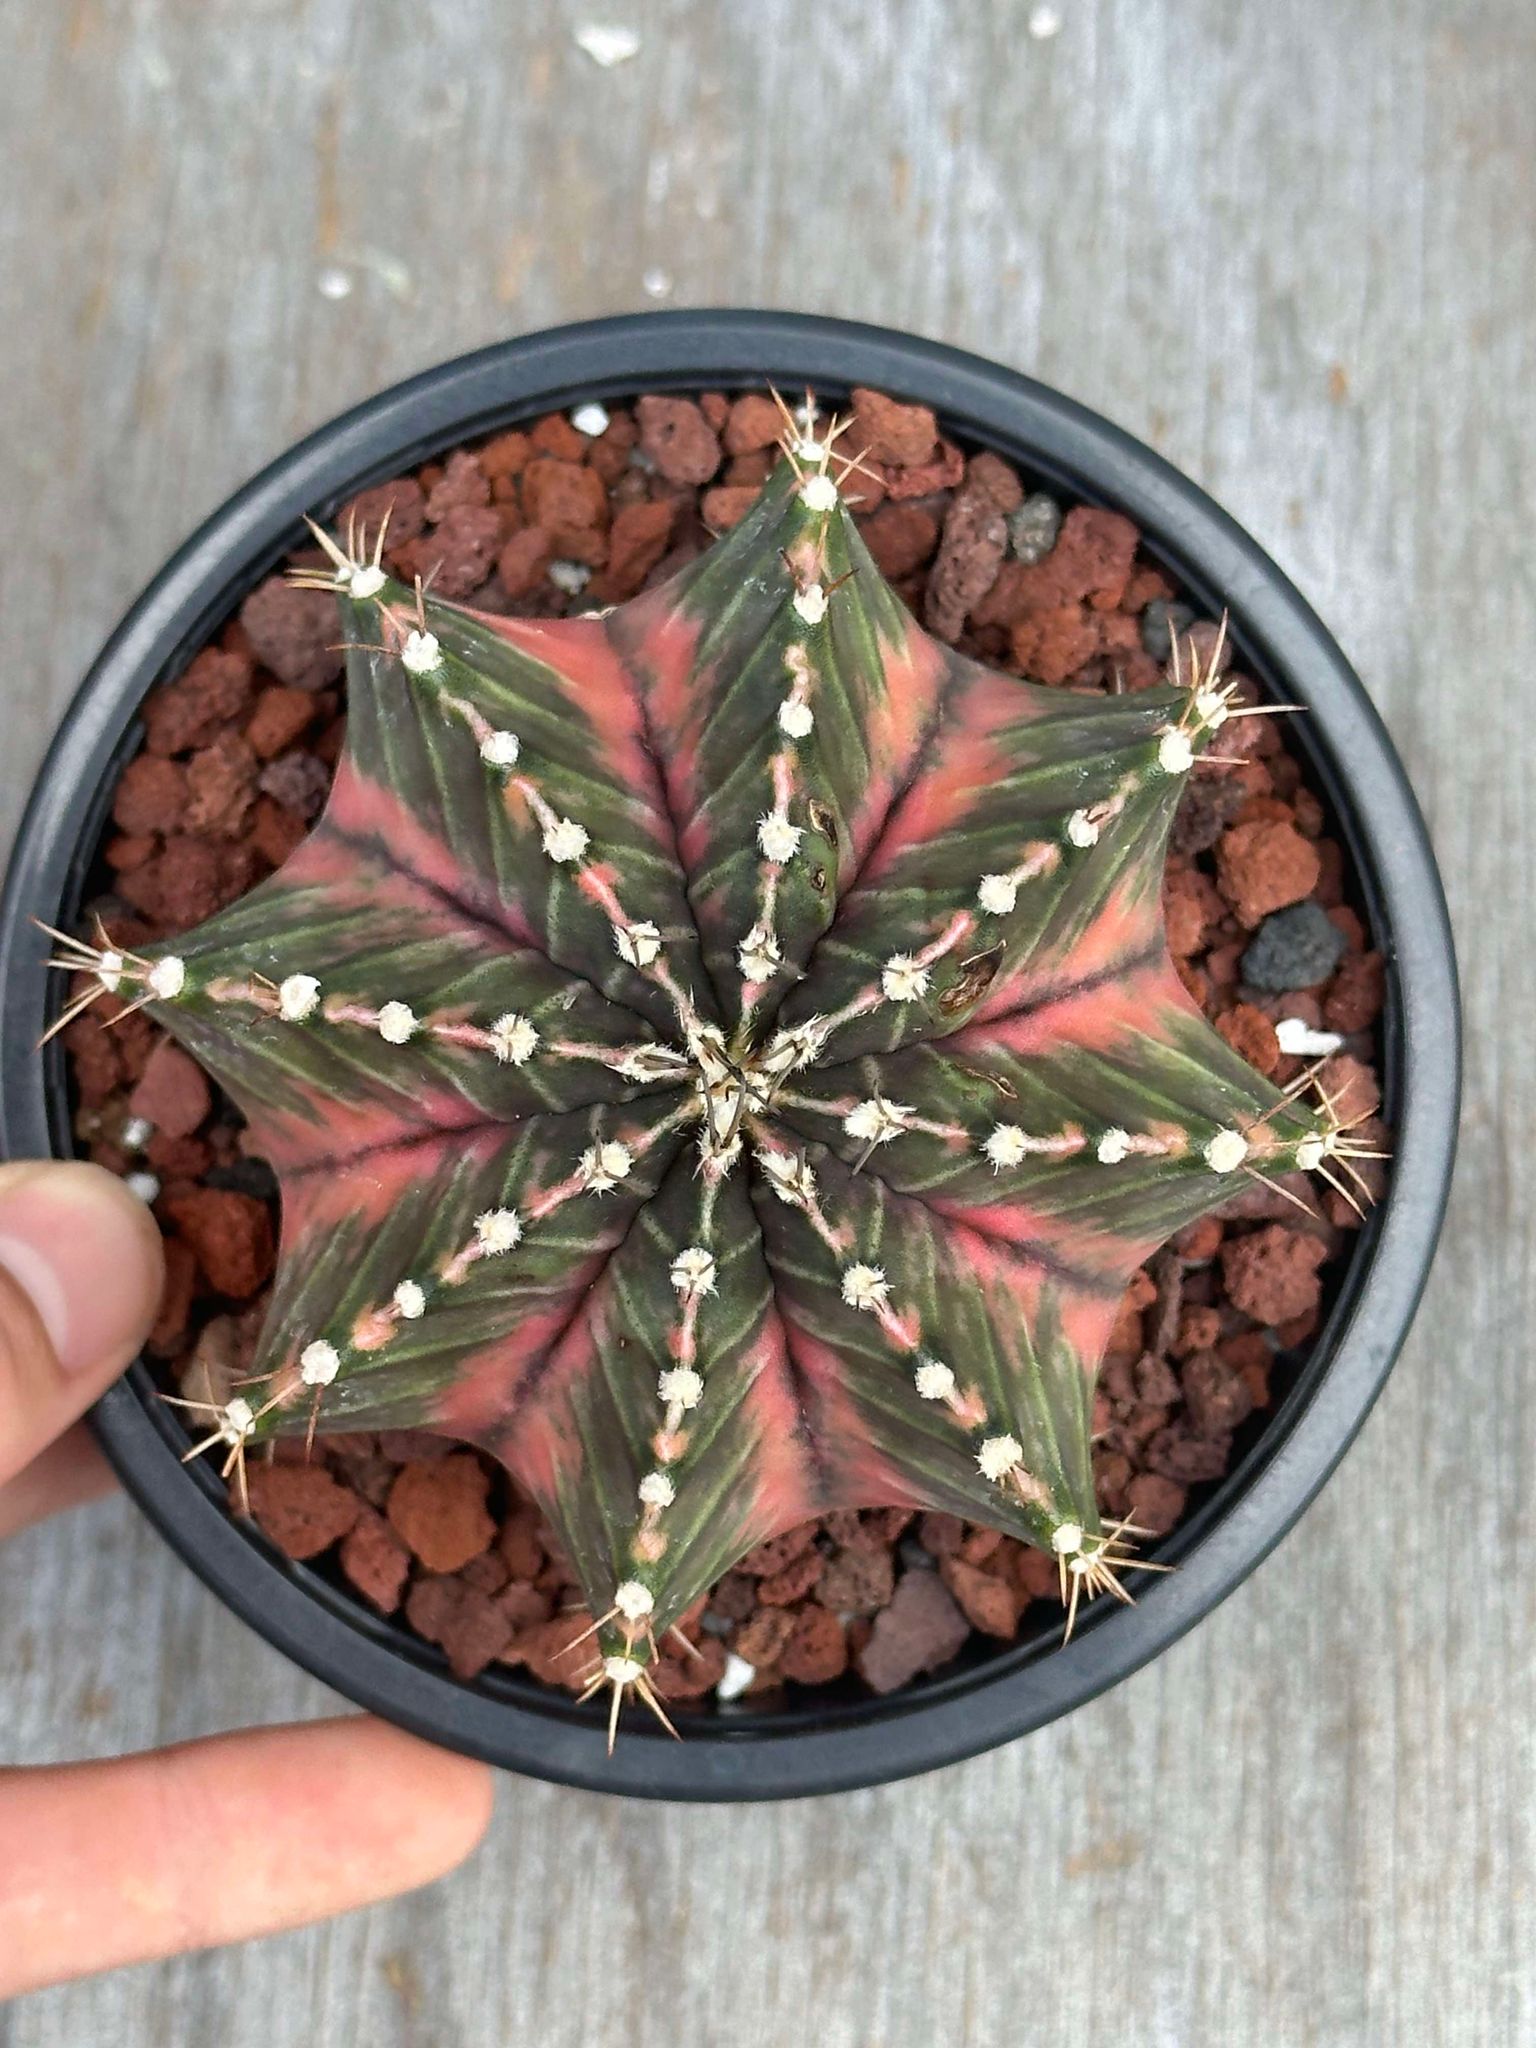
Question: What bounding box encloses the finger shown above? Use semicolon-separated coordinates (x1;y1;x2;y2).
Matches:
0;1716;494;1996
0;1424;117;1543
0;1161;164;1488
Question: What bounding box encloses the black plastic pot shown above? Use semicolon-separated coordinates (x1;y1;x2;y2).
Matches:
0;312;1459;1801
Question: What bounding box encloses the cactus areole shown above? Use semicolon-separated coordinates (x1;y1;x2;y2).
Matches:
49;431;1357;1742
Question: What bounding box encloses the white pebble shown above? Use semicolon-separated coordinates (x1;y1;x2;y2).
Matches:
548;559;591;595
716;1651;756;1702
1275;1017;1344;1057
125;1171;160;1204
571;400;611;437
574;24;641;66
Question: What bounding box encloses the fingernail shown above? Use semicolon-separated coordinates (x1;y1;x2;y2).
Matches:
0;1163;164;1374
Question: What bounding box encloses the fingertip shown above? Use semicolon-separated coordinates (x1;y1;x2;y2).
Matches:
0;1159;163;1378
330;1718;497;1881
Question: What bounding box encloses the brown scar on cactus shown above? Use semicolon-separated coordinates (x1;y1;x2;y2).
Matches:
41;408;1381;1738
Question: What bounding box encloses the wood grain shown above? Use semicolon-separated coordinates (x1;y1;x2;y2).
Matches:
0;0;1527;2041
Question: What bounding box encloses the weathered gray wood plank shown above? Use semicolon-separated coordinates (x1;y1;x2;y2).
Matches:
1;0;1527;2042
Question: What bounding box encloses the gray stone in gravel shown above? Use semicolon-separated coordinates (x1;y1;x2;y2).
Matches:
1242;900;1347;991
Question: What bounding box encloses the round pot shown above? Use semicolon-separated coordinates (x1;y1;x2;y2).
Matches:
0;312;1459;1801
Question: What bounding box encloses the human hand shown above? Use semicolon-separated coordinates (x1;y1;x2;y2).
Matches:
0;1160;493;1997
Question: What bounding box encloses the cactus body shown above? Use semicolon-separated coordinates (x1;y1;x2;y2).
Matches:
56;438;1343;1728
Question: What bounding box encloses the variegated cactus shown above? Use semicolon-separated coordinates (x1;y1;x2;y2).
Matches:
49;419;1367;1742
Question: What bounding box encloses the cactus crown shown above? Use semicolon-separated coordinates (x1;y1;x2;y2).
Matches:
48;415;1368;1741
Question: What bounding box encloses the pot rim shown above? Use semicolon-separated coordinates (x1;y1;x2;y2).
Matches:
0;311;1460;1801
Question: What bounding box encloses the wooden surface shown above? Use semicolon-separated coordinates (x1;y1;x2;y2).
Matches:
0;1;1525;2041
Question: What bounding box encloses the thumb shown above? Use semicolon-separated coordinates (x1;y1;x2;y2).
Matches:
0;1161;164;1489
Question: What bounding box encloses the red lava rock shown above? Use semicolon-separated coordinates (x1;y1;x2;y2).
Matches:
651;1636;728;1700
1220;1225;1328;1325
1181;1349;1256;1434
521;457;608;542
183;733;258;838
246;1460;360;1560
850;385;938;468
395;504;501;599
480;430;531;490
757;1547;825;1605
942;1557;1024;1638
1013;1545;1060;1600
251;798;307;867
425;449;491;521
704;1574;754;1625
925;480;1008;643
162;1187;274;1297
147;1237;198;1354
1317;1052;1382;1125
1325;951;1386;1032
918;1511;965;1559
733;1607;797;1669
529;412;587;462
338;1505;411;1613
239;579;342;693
724;392;784;454
856;1570;970;1694
112;755;187;836
497;525;554;597
591;499;674;600
497;1506;546;1580
1164;865;1224;957
1126;1471;1187;1536
739;1524;817;1576
701;483;760;530
513;1612;600;1690
1216;1002;1281;1076
816;1544;896;1615
859;502;940;579
780;1605;849;1684
965;450;1024;513
142;648;255;756
245;686;316;760
1013;506;1139;612
387;1454;497;1573
1010;603;1102;686
1216;819;1322;929
636;395;721;486
1145;1426;1232;1484
497;1582;553;1632
129;1040;211;1138
1175;1304;1223;1357
338;476;427;553
257;751;328;820
882;439;966;500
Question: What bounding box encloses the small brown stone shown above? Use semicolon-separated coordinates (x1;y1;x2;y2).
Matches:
246;1461;360;1560
942;1557;1023;1637
240;579;342;693
128;1040;211;1139
161;1187;274;1297
339;1506;411;1613
780;1605;849;1684
245;686;316;760
1215;819;1322;929
723;392;784;454
1220;1226;1329;1325
636;395;721;486
855;1571;969;1694
850;386;938;467
386;1454;497;1573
